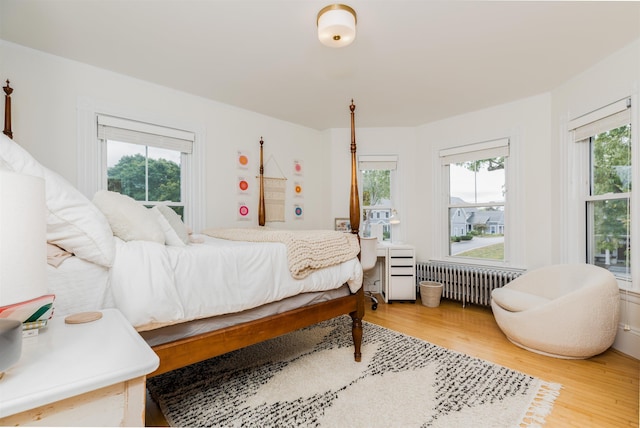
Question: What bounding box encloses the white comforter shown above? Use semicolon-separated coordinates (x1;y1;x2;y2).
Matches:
107;235;363;329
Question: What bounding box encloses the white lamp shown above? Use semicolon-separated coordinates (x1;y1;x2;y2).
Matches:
389;209;400;243
0;170;47;378
317;4;357;48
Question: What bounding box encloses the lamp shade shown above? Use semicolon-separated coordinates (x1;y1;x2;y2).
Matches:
317;4;357;48
0;171;47;308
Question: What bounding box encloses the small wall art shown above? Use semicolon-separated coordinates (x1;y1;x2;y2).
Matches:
334;217;351;232
293;181;303;198
237;151;249;169
237;176;250;194
293;204;304;220
293;159;303;176
237;202;251;221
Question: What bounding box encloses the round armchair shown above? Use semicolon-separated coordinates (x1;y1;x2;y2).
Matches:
491;264;620;359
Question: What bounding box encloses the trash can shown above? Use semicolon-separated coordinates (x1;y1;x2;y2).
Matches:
419;281;443;307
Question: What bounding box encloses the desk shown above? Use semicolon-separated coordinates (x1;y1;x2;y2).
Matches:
0;309;159;426
369;242;416;303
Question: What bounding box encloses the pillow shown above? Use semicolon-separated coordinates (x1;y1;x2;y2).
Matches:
155;204;190;245
46;243;73;267
151;206;186;246
491;287;551;312
92;190;164;243
0;135;115;267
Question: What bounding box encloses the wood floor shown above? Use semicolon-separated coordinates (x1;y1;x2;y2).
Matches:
146;297;639;427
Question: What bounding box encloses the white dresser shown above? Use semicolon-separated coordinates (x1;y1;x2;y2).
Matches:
0;309;159;427
376;243;416;303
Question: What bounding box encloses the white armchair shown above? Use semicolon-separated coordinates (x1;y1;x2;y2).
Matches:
491;264;620;359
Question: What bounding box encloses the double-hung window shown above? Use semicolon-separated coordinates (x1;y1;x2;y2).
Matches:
97;115;194;218
440;138;509;261
359;155;397;241
569;98;632;284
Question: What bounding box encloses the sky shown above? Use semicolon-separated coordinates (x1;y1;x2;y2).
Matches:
449;163;505;204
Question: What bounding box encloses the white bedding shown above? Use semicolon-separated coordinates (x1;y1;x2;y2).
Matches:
47;256;109;318
105;234;362;329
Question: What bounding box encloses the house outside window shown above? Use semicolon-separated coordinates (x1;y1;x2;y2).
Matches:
440;138;509;262
359;155;398;241
569;98;632;283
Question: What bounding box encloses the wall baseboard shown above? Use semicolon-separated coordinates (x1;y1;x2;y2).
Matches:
613;325;640;360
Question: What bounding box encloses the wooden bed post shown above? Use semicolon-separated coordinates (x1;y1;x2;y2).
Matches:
349;100;360;236
258;138;266;226
3;80;13;139
348;100;364;362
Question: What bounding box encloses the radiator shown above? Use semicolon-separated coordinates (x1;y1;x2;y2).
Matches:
416;261;524;307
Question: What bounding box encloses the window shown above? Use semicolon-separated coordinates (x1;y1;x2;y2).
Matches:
359;155;397;241
569;99;632;283
440;139;509;261
97;115;194;217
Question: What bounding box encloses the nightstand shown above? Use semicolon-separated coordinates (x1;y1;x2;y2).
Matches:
0;309;159;426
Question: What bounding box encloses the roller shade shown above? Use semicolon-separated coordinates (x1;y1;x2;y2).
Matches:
97;115;194;154
569;98;631;142
358;155;398;171
440;138;509;165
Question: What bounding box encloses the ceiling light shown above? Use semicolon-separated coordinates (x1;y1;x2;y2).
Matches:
317;4;357;48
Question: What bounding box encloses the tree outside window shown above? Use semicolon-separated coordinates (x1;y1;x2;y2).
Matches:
587;124;631;277
107;140;184;217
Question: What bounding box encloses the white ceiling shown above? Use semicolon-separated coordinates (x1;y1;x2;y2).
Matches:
1;1;639;130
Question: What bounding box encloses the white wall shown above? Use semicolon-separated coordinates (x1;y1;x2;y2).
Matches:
551;38;640;359
0;40;330;230
412;94;552;267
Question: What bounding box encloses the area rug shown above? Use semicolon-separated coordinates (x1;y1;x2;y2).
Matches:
147;316;561;427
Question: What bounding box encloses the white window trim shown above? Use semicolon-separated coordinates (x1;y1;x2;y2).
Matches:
564;95;638;292
433;134;522;268
77;97;206;232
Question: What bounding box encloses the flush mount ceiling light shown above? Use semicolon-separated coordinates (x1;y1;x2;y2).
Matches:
317;4;357;48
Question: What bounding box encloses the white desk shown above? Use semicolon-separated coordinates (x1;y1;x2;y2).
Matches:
368;242;416;303
0;309;159;426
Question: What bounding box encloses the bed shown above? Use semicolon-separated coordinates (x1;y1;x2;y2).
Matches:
1;81;365;377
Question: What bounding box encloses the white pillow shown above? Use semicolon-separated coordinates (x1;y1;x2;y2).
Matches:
151;206;186;247
156;204;190;245
92;190;164;243
0;135;115;267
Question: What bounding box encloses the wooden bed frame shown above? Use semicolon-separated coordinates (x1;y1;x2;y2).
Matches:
3;84;364;377
151;101;364;376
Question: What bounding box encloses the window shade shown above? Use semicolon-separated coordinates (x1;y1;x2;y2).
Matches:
568;98;631;142
358;155;398;171
97;115;194;153
439;138;509;165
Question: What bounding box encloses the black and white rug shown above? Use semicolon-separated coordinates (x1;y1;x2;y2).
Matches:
147;316;561;427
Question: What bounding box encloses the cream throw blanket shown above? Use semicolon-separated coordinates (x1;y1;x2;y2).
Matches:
202;227;360;279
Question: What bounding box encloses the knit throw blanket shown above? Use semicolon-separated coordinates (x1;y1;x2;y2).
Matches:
202;227;360;279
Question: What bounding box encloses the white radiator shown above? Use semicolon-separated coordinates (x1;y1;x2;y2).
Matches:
416;261;524;307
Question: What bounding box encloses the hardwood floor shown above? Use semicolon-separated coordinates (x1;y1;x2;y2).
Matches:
146;297;639;427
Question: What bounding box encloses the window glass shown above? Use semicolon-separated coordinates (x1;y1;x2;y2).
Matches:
362;169;393;241
106;140;184;216
586;124;631;279
448;157;505;261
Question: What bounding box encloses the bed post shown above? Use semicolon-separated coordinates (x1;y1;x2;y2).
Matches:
3;80;13;139
348;100;364;362
258;138;266;226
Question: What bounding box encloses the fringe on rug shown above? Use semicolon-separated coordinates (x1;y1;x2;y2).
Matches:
519;381;562;427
